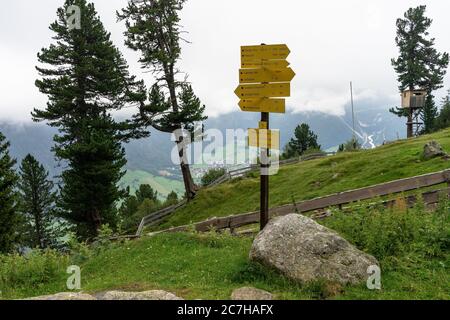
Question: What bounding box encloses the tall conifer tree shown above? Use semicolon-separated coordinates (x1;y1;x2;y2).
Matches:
390;5;449;136
0;132;20;253
118;0;207;200
18;155;62;249
33;0;148;238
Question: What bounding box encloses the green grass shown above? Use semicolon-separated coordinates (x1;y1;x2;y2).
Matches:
1;130;449;301
1;197;448;300
157;129;450;230
1;226;448;300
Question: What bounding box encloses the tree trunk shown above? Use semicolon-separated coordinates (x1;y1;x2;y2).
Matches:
407;109;413;138
407;85;414;138
166;65;198;200
181;162;197;200
90;209;102;236
34;213;44;249
175;132;198;200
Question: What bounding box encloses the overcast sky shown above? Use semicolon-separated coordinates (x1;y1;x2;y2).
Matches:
1;0;450;122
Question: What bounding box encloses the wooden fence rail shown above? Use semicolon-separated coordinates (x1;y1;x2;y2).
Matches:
135;154;333;235
158;169;450;234
135;152;445;236
136;200;187;236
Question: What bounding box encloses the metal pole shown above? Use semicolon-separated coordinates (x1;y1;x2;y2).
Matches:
260;112;269;230
258;43;270;230
350;81;356;141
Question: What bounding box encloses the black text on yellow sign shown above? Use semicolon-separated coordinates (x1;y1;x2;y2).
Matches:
248;129;280;150
235;83;290;99
239;67;296;84
239;98;285;113
241;44;290;62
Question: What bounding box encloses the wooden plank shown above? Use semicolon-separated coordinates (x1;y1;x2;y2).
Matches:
158;187;449;236
292;169;450;213
140;169;449;236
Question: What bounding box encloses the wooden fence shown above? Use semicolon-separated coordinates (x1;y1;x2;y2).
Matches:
135;200;187;236
135;153;336;235
207;153;334;187
158;169;450;234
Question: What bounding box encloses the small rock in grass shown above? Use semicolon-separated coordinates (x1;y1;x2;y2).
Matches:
25;292;96;300
99;290;183;300
423;141;447;160
231;287;273;300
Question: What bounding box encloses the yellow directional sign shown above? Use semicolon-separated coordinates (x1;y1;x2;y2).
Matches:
248;129;280;149
241;44;290;62
235;83;290;99
239;98;285;113
241;59;290;69
239;68;295;84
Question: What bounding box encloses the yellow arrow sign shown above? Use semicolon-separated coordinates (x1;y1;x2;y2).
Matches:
241;44;290;62
241;59;290;69
235;83;290;99
248;129;280;149
239;98;285;113
239;68;296;84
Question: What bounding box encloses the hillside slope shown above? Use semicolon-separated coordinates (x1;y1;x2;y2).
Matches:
158;128;450;230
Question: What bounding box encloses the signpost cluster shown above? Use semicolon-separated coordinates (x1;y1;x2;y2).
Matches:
235;44;295;230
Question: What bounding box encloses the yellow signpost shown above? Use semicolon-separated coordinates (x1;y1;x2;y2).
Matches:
259;121;268;129
241;44;290;62
239;67;296;84
239;98;285;113
248;129;280;150
241;59;290;69
236;43;295;230
235;83;290;99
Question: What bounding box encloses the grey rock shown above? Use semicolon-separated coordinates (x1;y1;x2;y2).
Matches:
26;292;96;300
250;214;378;285
423;141;447;160
99;290;183;300
231;287;273;300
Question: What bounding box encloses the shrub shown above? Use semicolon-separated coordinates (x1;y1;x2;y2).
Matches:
0;249;69;298
67;232;92;265
201;168;226;186
322;196;449;264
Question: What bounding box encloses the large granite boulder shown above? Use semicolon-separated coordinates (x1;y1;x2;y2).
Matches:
249;214;378;285
423;141;447;160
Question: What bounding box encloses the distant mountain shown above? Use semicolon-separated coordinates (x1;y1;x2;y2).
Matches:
207;101;405;150
0;122;176;178
0;102;405;180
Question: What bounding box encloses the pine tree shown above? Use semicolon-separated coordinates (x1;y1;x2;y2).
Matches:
390;5;449;135
421;94;438;134
18;154;63;249
136;184;158;203
165;191;178;205
435;91;450;130
118;0;207;200
282;124;321;159
32;0;148;239
118;194;140;233
0;132;20;253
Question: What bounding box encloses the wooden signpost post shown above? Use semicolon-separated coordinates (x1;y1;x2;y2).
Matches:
235;43;295;230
